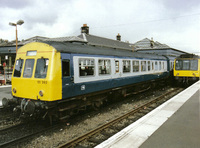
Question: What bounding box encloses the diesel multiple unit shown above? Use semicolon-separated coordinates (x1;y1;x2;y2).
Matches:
3;41;173;121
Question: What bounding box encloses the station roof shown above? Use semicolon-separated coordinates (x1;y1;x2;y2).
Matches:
133;38;170;50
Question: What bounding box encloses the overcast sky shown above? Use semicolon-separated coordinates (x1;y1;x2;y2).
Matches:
0;0;200;54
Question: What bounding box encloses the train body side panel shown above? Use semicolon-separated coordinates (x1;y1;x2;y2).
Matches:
60;53;170;99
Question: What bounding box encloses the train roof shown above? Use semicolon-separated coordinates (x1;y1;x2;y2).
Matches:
176;54;200;59
41;41;167;60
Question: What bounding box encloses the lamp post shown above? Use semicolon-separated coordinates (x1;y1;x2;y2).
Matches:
9;20;24;54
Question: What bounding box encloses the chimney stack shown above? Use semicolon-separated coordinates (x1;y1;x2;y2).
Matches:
150;37;154;48
116;33;121;41
81;24;89;34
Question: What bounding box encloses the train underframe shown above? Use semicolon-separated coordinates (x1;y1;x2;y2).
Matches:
174;76;199;86
2;77;169;124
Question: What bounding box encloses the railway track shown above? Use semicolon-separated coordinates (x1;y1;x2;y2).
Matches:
0;121;62;148
0;107;21;130
58;87;183;148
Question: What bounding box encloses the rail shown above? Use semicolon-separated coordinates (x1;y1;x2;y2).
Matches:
58;88;183;148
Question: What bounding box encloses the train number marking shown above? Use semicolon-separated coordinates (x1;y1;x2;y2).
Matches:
37;81;47;84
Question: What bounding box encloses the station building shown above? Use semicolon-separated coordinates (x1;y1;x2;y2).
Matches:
132;37;188;57
0;24;188;71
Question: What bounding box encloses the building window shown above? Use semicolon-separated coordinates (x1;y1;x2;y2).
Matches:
123;60;131;73
62;60;70;77
79;58;95;76
23;59;35;78
132;60;139;72
98;59;111;75
141;61;146;71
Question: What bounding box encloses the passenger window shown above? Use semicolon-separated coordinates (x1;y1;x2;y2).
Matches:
148;61;151;71
162;62;165;70
23;59;34;78
13;59;24;77
35;58;49;78
123;60;131;73
62;60;70;77
155;61;158;71
132;60;139;72
98;59;111;75
152;62;154;70
141;61;146;71
115;60;119;73
159;62;162;70
79;58;95;76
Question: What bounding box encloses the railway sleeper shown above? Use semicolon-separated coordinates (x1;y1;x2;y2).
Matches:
88;137;104;144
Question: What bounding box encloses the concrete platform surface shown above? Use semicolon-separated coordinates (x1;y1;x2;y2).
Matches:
140;89;200;148
96;81;200;148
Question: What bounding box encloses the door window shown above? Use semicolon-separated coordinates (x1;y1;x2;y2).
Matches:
62;60;70;77
115;60;119;73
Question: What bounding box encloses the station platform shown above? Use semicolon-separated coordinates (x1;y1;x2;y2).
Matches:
96;81;200;148
0;85;12;107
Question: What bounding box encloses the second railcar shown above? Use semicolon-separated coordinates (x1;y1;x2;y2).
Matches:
174;54;200;84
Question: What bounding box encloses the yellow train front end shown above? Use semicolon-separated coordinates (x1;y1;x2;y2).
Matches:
4;42;62;116
174;58;200;83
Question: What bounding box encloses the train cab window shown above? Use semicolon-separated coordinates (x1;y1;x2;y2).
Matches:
62;60;70;77
176;59;198;70
98;59;111;75
147;61;151;71
190;60;198;70
35;58;49;78
13;59;24;77
79;58;95;77
141;61;146;71
115;60;119;73
175;60;182;70
123;60;131;73
23;59;35;78
132;60;139;72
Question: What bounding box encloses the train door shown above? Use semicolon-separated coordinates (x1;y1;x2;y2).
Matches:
113;59;122;78
61;54;73;98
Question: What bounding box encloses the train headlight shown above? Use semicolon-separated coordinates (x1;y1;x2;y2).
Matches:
176;73;179;76
39;90;44;97
13;88;17;94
